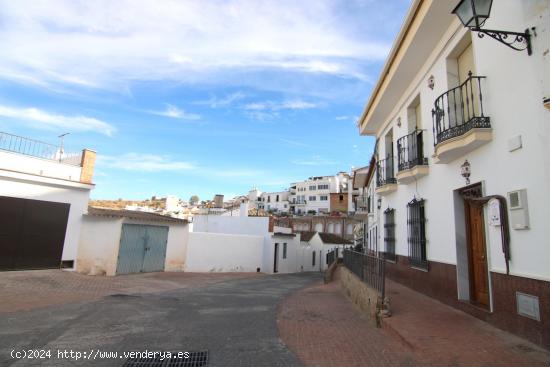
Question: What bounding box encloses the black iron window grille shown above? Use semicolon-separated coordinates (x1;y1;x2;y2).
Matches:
282;243;287;259
397;129;428;171
407;198;428;270
432;71;490;146
384;208;396;262
376;157;397;187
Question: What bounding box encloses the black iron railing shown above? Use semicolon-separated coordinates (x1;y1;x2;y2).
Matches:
397;129;428;171
376;157;396;187
343;249;385;299
326;250;335;267
0;131;82;166
432;71;490;146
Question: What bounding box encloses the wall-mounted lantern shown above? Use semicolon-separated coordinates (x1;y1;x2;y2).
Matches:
452;0;533;56
428;75;435;90
377;197;382;210
461;159;471;185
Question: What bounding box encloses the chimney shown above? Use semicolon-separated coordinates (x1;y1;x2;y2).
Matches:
80;149;96;184
213;194;224;208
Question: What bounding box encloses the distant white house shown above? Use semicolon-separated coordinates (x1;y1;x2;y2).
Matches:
289;172;355;215
257;190;289;214
0;131;96;271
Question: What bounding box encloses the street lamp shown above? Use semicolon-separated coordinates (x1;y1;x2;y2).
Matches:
461;159;471;185
452;0;533;55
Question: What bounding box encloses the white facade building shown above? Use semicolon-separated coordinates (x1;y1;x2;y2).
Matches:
289;172;352;215
357;0;550;349
257;190;289;213
0;131;96;271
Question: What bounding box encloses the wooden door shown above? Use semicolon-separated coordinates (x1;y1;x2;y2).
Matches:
466;201;489;306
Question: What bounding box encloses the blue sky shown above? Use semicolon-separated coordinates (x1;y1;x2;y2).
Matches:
0;0;411;201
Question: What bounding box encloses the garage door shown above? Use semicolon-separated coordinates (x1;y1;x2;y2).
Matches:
116;224;169;274
0;196;70;271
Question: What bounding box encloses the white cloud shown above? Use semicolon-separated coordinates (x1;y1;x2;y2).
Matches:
279;138;310;147
335;115;358;122
98;153;195;172
0;104;115;136
292;155;338;166
194;92;246;108
244;100;316;111
0;0;391;90
149;104;200;120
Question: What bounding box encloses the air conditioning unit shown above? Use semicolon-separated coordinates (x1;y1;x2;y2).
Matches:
507;189;529;230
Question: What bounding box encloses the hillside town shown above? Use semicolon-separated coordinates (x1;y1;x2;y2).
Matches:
1;1;550;366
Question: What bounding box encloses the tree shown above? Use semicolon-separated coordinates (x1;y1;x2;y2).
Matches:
189;195;200;205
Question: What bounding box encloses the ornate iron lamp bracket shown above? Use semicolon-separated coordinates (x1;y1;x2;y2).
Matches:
472;27;533;55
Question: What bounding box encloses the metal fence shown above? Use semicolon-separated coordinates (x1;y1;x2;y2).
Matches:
326;250;336;267
0;131;82;166
343;249;385;299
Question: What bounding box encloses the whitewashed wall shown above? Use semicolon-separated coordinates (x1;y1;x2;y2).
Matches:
373;0;550;281
0;172;91;263
192;215;269;236
76;216;122;276
0;151;82;182
77;215;189;276
186;232;264;272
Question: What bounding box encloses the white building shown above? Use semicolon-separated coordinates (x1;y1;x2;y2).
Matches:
257;190;289;213
0;131;96;271
357;0;550;349
289;172;353;215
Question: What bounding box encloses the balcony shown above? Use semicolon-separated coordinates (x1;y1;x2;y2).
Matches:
354;195;369;213
396;129;429;184
432;72;491;163
376;157;397;195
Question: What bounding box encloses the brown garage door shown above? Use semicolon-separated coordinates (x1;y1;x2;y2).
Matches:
0;196;70;271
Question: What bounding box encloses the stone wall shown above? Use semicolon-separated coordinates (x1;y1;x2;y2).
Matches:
339;266;382;326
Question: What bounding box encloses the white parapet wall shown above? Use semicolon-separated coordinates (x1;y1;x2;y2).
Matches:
192;215;269;236
185;232;264;272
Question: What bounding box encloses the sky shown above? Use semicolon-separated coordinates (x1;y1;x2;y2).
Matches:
0;0;411;201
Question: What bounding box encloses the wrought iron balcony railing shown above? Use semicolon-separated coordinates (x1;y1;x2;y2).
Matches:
376;157;396;187
397;129;428;171
0;131;82;166
432;71;490;146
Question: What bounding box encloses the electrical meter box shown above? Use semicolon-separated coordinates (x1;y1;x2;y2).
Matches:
507;189;529;230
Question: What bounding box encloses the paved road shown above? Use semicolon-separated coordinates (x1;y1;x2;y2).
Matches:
0;272;322;367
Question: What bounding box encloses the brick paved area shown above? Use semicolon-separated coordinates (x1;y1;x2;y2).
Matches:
384;279;550;367
278;268;550;367
278;271;421;367
0;270;263;313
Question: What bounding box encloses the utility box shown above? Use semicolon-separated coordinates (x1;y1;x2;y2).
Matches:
507;189;530;230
